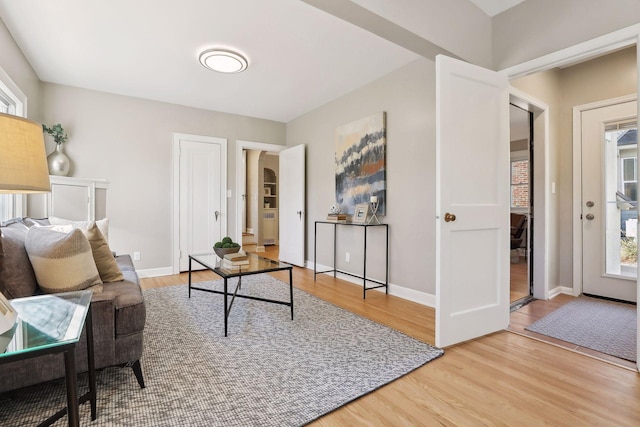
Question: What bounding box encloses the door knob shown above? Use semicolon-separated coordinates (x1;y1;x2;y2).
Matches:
297;210;303;219
585;213;595;220
214;211;220;221
444;212;456;222
586;201;595;207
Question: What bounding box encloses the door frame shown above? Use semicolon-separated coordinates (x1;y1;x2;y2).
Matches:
235;140;287;245
572;94;638;297
172;133;228;274
509;88;550;300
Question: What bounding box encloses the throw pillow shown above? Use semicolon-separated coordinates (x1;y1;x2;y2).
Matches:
82;222;123;283
25;227;103;294
49;216;110;242
0;226;39;298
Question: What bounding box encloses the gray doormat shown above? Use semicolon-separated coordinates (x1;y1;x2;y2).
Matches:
526;296;636;362
0;276;443;426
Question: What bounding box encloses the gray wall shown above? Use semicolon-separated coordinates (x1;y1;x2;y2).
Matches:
493;0;640;69
288;58;435;299
35;83;286;271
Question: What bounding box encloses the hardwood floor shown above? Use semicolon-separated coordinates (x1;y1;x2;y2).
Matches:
510;256;529;303
140;249;640;426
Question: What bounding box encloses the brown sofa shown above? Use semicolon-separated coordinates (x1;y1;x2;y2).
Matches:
0;218;146;393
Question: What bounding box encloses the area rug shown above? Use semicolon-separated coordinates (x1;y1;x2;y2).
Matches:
525;296;636;362
0;276;443;426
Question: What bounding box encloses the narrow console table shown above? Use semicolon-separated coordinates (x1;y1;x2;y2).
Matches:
314;221;389;298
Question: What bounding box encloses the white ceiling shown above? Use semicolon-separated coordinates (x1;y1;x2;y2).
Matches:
0;0;525;123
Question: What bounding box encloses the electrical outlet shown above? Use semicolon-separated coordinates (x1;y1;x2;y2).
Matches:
133;251;141;261
345;252;350;263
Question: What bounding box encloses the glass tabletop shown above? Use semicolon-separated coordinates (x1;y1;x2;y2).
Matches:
0;290;92;357
190;252;292;277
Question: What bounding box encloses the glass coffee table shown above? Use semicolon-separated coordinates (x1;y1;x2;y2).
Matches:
0;290;96;427
188;252;294;336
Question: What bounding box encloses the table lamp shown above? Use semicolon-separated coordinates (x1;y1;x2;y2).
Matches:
0;112;51;334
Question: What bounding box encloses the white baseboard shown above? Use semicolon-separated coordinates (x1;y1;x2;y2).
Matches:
547;285;575;299
137;261;436;308
307;261;435;308
137;267;173;278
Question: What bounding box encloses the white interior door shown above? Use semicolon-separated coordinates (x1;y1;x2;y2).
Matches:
435;55;510;348
279;144;305;266
177;135;226;271
581;100;637;302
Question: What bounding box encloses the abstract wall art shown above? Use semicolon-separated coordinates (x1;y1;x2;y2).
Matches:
335;112;386;215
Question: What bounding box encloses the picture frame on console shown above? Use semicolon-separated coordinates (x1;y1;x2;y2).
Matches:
352;203;369;224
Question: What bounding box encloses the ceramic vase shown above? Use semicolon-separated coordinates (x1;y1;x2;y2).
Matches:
47;144;70;176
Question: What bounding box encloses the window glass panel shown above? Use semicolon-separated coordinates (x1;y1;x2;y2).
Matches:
624;183;637;201
604;124;637;277
510;158;529;208
623;158;636;182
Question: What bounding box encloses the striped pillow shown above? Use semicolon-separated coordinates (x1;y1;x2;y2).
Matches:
25;226;103;294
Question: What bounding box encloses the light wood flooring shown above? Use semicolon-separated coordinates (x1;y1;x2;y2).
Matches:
510;256;529;303
140;247;640;426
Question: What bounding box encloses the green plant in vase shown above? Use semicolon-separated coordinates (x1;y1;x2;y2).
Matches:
42;123;68;145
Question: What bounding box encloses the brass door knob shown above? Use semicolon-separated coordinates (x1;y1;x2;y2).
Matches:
444;212;457;222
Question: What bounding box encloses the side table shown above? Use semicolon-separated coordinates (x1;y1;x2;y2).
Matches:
0;290;97;427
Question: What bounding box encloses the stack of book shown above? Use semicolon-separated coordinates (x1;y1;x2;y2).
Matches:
326;213;347;223
221;252;250;269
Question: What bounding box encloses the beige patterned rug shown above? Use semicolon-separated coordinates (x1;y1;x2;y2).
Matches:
0;276;443;426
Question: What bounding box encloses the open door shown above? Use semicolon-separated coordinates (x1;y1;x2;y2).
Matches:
435;55;510;348
279;144;305;266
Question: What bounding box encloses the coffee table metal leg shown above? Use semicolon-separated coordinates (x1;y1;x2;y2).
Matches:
188;257;192;298
224;277;228;337
63;350;80;427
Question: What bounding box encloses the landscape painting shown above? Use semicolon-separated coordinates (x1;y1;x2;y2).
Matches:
335;112;386;215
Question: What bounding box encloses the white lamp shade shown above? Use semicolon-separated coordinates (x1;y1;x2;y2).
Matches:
0;113;50;193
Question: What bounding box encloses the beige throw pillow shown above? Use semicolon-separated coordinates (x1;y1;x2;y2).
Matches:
81;223;123;283
25;227;103;294
49;216;110;242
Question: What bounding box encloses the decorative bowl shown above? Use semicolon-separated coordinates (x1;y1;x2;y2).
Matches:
213;246;241;259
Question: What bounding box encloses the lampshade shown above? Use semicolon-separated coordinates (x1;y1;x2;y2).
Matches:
0;113;50;193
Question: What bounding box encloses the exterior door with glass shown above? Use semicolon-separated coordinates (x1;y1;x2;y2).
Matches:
581;99;637;302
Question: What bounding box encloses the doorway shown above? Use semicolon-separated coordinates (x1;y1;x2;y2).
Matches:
510;104;533;305
235;141;306;267
241;149;280;253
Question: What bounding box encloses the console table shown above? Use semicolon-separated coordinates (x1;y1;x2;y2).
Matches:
314;221;389;298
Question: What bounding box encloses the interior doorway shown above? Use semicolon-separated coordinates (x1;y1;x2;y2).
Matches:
510;104;533;305
241;149;280;253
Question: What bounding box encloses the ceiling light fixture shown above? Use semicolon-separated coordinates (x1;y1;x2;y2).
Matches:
199;49;248;74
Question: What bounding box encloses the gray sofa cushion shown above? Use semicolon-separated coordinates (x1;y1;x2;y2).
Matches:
0;226;38;298
112;256;145;337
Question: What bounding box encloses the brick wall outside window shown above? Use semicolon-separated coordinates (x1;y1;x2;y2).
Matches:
511;159;529;208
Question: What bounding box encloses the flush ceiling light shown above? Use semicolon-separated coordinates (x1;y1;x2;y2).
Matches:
199;49;248;73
